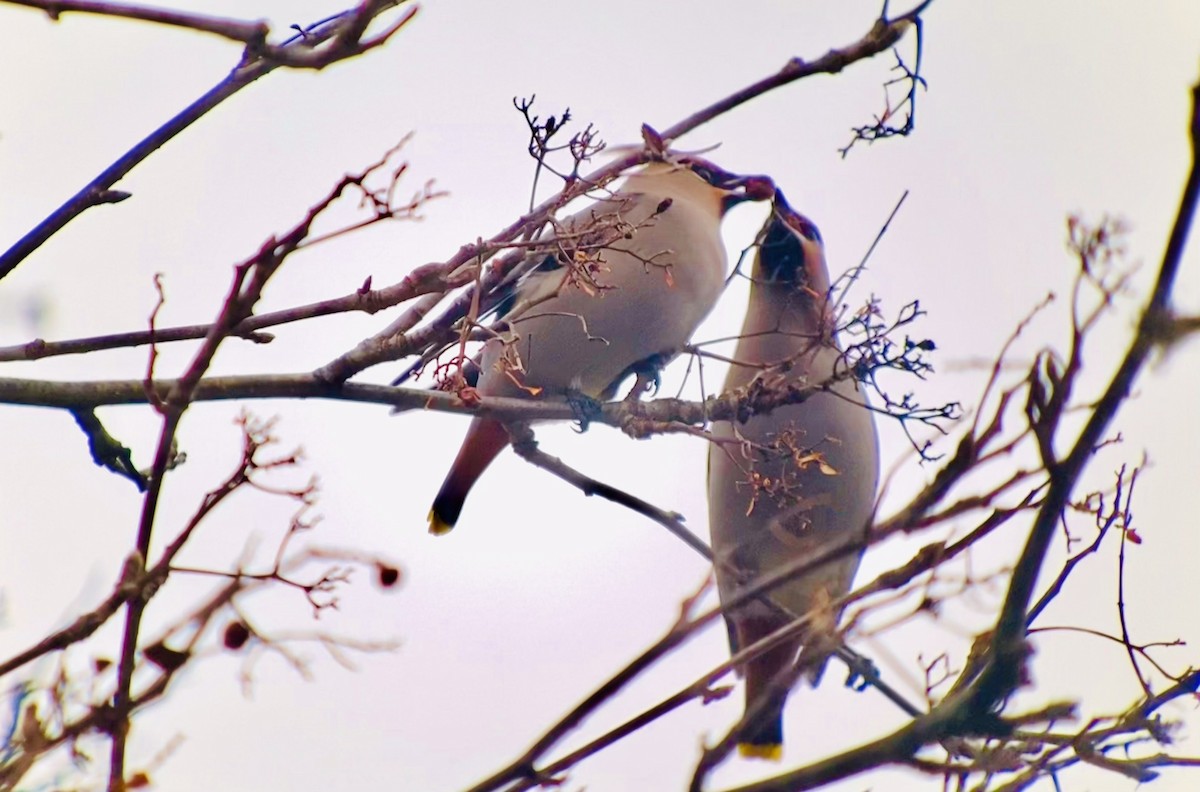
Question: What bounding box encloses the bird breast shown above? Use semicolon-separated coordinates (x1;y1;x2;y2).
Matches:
482;190;728;399
707;343;879;619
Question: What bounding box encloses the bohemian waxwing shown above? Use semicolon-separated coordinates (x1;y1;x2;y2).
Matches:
428;157;773;534
707;191;879;759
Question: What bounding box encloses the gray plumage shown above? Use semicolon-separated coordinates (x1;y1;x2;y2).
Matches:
707;191;879;758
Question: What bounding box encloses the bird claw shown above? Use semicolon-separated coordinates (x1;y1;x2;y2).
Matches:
567;390;603;432
838;646;881;692
629;368;662;399
622;353;669;403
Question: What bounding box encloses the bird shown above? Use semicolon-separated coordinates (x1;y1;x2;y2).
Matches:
706;190;879;760
427;156;774;535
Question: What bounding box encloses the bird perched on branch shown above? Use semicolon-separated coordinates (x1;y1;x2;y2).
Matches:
428;155;774;534
707;191;879;760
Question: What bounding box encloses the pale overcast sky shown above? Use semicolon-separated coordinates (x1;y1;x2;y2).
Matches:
2;2;1199;790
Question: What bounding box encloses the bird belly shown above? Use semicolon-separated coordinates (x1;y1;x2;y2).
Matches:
707;381;878;625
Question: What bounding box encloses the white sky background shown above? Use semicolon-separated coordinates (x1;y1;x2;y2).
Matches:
2;1;1199;790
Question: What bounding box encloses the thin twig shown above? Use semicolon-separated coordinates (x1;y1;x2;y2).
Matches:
0;555;141;679
1115;471;1153;698
107;167;364;792
509;427;713;559
0;1;414;280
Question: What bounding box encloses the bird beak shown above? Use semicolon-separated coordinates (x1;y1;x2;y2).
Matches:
771;189;822;243
719;174;777;212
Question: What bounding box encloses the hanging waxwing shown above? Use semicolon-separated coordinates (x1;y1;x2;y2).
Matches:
707;191;879;759
428;156;774;534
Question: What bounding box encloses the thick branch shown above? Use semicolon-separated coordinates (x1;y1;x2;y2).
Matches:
0;368;845;429
971;76;1199;712
4;0;270;45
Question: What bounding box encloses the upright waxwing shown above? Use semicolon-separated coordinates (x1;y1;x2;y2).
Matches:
707;191;879;759
428;157;772;534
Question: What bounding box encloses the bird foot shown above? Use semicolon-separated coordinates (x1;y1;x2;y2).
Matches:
838;645;881;692
567;390;603;432
621;353;670;403
623;369;661;404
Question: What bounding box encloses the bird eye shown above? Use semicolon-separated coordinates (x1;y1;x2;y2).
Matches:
690;163;718;184
685;159;736;188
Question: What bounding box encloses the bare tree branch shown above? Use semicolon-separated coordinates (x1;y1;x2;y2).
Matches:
968;74;1199;717
106;160;384;791
4;0;271;45
0;0;416;280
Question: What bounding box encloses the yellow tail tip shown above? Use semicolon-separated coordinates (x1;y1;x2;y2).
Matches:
737;743;783;761
427;509;454;536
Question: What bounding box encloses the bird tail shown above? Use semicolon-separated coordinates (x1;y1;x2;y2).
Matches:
735;618;802;761
737;711;785;761
428;418;511;534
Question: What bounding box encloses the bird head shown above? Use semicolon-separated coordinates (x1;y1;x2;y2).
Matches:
621;154;775;216
676;155;777;213
754;189;831;297
676;154;777;213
